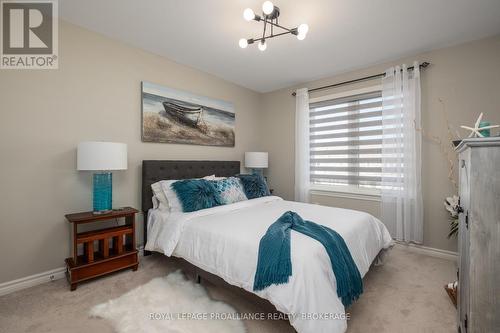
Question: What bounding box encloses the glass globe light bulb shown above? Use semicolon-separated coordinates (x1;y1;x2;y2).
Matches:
262;1;274;15
298;24;309;35
297;33;306;41
239;38;248;48
258;40;267;51
243;8;255;21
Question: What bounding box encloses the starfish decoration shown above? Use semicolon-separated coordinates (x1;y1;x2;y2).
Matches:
460;113;500;138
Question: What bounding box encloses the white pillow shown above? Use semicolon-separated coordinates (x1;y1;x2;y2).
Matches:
151;193;170;211
151;182;168;208
159;180;183;213
151;175;216;212
152;195;159;209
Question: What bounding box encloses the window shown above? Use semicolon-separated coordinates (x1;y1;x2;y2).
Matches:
309;88;384;193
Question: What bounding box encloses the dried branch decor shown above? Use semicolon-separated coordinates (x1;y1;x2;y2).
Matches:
415;98;459;190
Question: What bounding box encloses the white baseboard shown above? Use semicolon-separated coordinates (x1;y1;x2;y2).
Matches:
0;246;146;297
395;242;458;261
0;267;66;296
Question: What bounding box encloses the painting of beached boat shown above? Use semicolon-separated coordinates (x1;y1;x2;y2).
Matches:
141;81;235;146
162;101;203;127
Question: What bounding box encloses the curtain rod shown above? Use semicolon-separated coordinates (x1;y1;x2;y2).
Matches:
291;61;430;97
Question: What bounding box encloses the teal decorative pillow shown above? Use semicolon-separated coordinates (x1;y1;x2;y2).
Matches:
209;177;248;205
236;174;271;199
172;179;222;213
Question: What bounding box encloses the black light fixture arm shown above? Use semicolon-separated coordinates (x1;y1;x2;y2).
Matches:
258;16;295;33
249;30;293;43
248;16;298;43
262;17;267;41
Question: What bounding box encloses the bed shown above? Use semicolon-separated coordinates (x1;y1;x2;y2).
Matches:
142;160;392;333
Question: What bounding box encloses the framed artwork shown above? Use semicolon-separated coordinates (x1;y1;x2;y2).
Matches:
141;81;235;147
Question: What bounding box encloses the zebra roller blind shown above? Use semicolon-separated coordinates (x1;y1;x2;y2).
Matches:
309;90;385;189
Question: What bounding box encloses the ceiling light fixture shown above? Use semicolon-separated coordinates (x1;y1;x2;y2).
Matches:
239;2;308;51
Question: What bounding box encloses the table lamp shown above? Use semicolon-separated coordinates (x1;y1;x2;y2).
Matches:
245;152;268;176
77;142;127;214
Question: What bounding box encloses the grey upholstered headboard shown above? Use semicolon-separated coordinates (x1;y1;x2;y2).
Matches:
141;160;240;252
141;160;241;213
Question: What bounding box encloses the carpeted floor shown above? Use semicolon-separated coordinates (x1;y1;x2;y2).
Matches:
0;245;457;333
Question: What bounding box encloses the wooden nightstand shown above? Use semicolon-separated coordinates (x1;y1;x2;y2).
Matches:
65;207;139;290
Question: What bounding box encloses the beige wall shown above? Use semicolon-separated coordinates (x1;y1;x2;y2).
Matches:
0;21;498;284
0;22;263;283
261;35;500;253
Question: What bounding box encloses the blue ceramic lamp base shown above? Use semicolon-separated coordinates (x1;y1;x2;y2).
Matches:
93;172;112;214
251;168;264;176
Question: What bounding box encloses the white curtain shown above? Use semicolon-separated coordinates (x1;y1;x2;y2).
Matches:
381;62;423;243
295;88;310;203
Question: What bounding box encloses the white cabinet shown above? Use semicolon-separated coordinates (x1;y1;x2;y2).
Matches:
456;138;500;333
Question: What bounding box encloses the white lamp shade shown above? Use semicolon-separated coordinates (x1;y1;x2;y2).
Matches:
77;142;127;171
245;152;268;168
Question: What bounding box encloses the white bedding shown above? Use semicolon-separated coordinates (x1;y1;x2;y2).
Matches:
145;196;392;333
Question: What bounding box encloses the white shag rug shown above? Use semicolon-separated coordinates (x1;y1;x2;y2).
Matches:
89;270;246;333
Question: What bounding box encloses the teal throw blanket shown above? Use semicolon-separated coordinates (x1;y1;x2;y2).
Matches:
253;211;363;307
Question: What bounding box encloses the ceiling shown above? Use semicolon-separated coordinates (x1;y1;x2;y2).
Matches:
60;0;500;93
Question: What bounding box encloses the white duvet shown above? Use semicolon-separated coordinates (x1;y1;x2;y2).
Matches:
145;196;392;333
